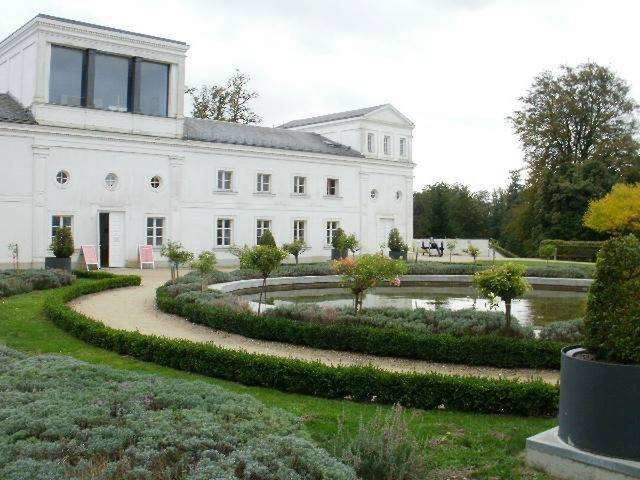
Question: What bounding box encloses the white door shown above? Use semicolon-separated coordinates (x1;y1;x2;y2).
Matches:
377;218;395;250
108;212;126;267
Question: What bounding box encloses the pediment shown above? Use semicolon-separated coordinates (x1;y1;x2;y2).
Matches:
363;104;414;127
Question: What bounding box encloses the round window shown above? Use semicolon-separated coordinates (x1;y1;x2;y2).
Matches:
105;173;119;190
56;170;69;185
150;175;162;189
395;190;402;201
370;189;378;200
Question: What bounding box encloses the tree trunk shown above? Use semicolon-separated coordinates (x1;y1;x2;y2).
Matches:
505;299;512;330
295;255;299;265
258;277;267;314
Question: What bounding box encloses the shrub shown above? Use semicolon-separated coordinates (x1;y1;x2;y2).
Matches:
282;240;309;264
388;228;408;253
0;277;32;297
72;269;116;280
0;269;74;298
539;319;584;343
160;240;193;280
51;226;74;258
0;345;355;479
44;276;560;416
584;234;640;364
191;250;217;291
538;243;557;262
539;239;602;262
257;229;277;246
331;227;347;251
464;244;480;263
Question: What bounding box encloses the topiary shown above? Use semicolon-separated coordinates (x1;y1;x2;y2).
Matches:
331;228;346;250
51;227;74;258
584;234;640;364
387;228;408;253
258;229;277;247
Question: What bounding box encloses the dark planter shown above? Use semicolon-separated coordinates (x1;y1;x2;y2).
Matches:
389;250;407;260
558;346;640;461
331;249;347;260
45;257;71;271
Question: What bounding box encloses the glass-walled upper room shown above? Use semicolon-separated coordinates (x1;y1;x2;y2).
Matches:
48;45;169;117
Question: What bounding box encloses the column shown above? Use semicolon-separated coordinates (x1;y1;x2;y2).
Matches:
32;144;49;266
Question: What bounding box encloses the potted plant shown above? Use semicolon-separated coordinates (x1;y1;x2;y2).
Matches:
331;228;348;260
557;234;640;461
387;228;408;260
46;227;74;271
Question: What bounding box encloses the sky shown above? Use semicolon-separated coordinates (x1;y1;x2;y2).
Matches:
3;0;640;192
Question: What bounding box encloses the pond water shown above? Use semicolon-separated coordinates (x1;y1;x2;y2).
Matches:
247;285;587;327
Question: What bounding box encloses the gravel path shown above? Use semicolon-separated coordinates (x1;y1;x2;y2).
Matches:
69;269;560;384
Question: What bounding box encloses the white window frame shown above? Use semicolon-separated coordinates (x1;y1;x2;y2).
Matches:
256;173;272;193
325;177;340;197
216;169;234;192
293;219;306;242
51;215;73;243
325;220;340;247
367;132;375;153
399;137;407;157
146;216;165;247
293;175;307;195
383;135;391;155
55;170;71;189
256;218;272;244
215;217;234;247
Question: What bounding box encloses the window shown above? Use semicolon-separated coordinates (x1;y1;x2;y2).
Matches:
370;189;378;200
150;175;162;189
326;178;339;196
93;53;130;112
217;170;233;191
51;215;72;242
399;138;407;157
146;217;164;246
326;220;340;246
105;173;119;190
256;219;272;244
138;61;169;116
49;46;85;106
56;170;70;185
216;218;233;246
293;176;306;195
256;173;271;193
367;133;375;153
383;135;391;155
293;220;306;242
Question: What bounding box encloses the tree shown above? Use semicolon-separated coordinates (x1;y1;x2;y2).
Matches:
446;239;458;263
8;243;19;271
51;227;74;259
343;234;360;258
509;63;640;251
538;243;557;263
387;228;408;254
464;244;480;264
257;229;277;247
186;69;261;124
161;241;194;281
333;254;408;314
282;240;308;265
473;263;531;331
191;251;217;292
237;245;287;313
584;183;640;235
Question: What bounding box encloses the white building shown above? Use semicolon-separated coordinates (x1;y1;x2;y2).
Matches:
0;14;415;268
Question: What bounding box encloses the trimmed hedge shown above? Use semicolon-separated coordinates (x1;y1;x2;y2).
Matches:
44;276;559;417
72;269;117;280
157;287;564;370
540;239;603;262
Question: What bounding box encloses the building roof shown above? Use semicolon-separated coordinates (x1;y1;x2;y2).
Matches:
33;14;187;46
184;118;363;158
0;94;36;124
278;104;388;129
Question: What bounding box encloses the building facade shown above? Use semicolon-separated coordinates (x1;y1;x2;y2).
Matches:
0;15;415;267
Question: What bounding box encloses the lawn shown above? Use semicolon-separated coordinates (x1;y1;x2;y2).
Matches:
0;280;555;479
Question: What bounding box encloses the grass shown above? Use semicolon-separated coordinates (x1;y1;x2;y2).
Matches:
0;280;555;479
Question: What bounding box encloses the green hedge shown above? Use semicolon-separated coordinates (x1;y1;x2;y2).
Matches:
157;287;563;370
44;276;559;417
539;239;603;262
72;269;117;280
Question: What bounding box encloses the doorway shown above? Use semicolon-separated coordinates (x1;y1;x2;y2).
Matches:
99;213;109;267
98;211;126;267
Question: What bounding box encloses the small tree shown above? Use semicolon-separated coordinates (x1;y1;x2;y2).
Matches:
333;254;408;314
51;227;74;259
538;243;557;264
257;229;277;247
282;240;309;264
8;243;19;271
387;228;408;255
473;263;531;331
331;228;347;258
238;245;287;313
446;240;458;263
191;251;217;291
464;244;480;264
161;241;194;281
584;183;640;235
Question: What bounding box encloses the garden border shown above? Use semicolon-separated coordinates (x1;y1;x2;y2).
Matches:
44;275;559;416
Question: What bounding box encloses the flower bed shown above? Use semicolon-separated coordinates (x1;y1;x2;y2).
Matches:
0;345;354;479
0;269;75;298
44;276;559;416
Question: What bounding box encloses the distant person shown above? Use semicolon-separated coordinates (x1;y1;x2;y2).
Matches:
439;241;444;257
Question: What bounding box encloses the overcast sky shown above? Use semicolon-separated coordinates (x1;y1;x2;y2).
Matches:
4;0;640;191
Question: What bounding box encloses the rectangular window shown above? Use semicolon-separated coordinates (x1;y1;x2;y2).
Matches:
367;133;375;153
383;135;391;155
138;61;169;116
93;53;130;112
293;176;306;195
256;219;272;244
326;178;339;196
399;138;407;157
256;173;271;193
217;170;233;191
326;220;340;246
216;218;233;246
293;220;306;242
146;217;164;247
51;215;72;242
49;46;85;107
